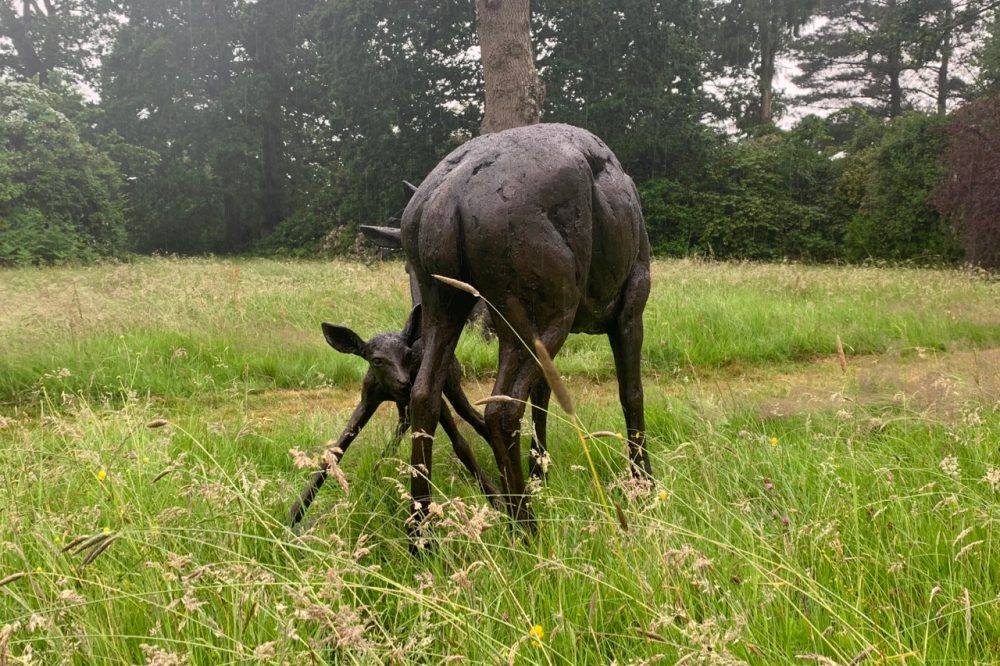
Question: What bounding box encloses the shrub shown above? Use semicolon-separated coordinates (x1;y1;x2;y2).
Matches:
641;121;846;261
842;112;960;263
0;81;127;265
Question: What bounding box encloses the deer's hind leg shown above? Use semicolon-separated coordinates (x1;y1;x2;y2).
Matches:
608;262;652;478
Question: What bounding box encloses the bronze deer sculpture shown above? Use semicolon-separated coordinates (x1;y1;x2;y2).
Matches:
399;123;652;535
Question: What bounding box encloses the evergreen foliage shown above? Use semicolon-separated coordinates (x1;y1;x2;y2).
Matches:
0;0;998;265
0;80;126;265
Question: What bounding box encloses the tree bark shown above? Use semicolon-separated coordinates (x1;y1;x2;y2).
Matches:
758;10;777;124
256;0;287;236
937;1;954;114
475;0;545;134
0;1;49;84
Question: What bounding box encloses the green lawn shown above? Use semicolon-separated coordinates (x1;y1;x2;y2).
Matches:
1;258;998;664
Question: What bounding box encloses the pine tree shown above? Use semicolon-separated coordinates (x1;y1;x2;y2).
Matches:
709;0;822;125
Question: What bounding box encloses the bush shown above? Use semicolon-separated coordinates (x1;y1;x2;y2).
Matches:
842;112;960;263
0;81;127;265
641;120;847;261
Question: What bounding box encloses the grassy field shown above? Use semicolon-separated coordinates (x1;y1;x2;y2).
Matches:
1;257;999;664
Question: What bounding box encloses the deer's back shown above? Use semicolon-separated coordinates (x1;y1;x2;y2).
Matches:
401;124;649;332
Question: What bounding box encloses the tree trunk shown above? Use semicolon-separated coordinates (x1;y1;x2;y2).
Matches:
222;193;246;252
256;0;287;237
886;0;903;117
758;11;777;124
0;2;49;84
260;89;284;236
475;0;545;134
937;2;954;114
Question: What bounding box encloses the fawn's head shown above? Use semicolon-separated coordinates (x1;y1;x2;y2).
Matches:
321;305;422;400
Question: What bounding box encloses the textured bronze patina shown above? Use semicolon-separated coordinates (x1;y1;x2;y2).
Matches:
401;123;652;534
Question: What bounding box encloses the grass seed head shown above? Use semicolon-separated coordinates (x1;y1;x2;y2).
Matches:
533;339;574;417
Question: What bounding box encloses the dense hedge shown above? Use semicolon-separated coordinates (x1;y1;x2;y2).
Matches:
640;110;966;265
0;82;994;267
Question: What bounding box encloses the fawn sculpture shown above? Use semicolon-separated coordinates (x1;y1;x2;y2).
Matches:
288;305;499;526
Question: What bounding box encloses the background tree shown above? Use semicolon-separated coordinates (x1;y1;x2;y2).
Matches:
475;0;544;133
911;0;999;112
100;0;322;253
0;0;118;86
302;0;482;243
842;112;958;261
535;0;710;182
974;8;1000;91
707;0;821;126
794;0;936;117
641;117;849;260
100;0;255;252
794;0;997;116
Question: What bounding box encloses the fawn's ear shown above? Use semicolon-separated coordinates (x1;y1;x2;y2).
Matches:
321;323;366;357
401;304;422;346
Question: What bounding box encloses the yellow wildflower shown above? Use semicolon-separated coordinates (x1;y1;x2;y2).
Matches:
529;624;544;647
658;490;670;502
770;436;779;447
102;527;111;534
96;469;107;482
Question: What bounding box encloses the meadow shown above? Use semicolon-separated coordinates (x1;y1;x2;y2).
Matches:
1;257;999;665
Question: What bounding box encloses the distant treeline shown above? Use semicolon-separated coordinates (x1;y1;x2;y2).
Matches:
1;1;999;267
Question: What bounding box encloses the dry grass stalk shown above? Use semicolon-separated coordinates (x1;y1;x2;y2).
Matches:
431;274;481;298
614;501;630;533
533;339;574;417
0;622;12;666
836;335;848;374
0;573;26;589
848;646;876;665
952;526;974;546
632;628;667;643
81;536;118;566
963;588;972;646
474;395;519;406
147;419;170;429
955;540;983;560
62;531;113;554
151;466;176;484
796;655;843;666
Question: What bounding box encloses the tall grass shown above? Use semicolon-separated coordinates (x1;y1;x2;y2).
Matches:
2;258;998;405
1;258;999;664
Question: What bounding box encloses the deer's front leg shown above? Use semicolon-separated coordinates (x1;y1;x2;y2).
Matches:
391;401;410;452
288;398;379;526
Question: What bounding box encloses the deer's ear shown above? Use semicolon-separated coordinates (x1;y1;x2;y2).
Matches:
359;225;402;250
322;323;366;357
402;180;418;202
401;304;422;346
